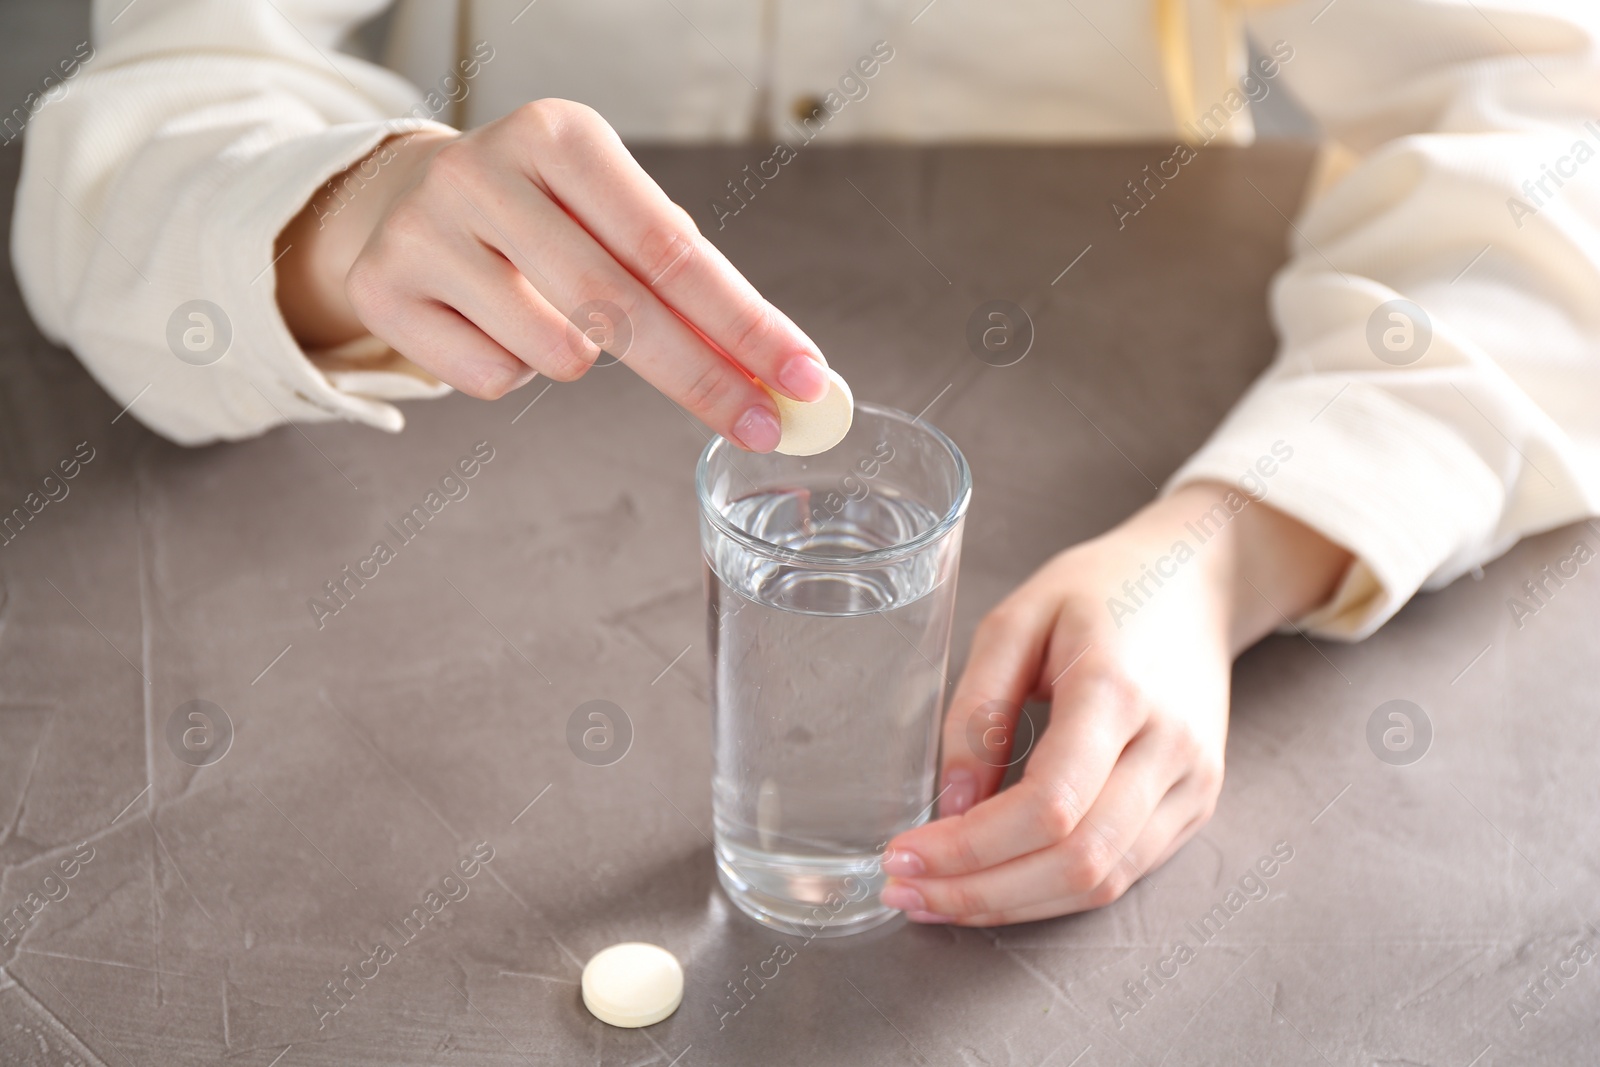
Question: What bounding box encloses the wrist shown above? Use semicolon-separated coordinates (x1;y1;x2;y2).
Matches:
275;128;457;348
1139;481;1353;655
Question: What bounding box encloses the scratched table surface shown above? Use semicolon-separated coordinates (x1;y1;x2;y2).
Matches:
3;128;1600;1067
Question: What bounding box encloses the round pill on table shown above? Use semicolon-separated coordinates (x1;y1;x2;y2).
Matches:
764;365;854;456
581;942;684;1028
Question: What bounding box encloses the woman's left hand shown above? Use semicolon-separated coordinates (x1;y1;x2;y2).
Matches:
878;481;1350;925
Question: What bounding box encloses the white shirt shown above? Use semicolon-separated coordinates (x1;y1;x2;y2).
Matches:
10;0;1600;638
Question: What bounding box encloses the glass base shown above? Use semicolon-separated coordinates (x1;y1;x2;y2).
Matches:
714;843;901;938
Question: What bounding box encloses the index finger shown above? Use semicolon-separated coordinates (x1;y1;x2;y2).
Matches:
505;100;831;404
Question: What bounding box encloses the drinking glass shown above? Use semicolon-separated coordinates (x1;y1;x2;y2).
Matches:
696;402;971;936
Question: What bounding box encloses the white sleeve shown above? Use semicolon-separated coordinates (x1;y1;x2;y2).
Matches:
1166;0;1600;639
9;0;459;445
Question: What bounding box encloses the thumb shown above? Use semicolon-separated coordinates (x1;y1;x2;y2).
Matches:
938;599;1055;818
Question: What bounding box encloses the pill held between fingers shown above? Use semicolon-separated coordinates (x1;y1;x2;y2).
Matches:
762;365;854;456
581;942;684;1028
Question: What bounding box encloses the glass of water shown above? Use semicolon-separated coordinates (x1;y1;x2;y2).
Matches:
696;402;971;936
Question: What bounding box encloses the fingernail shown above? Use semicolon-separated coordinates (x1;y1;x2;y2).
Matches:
942;770;976;818
879;884;926;913
906;911;954;924
775;353;828;402
732;406;782;453
881;849;925;877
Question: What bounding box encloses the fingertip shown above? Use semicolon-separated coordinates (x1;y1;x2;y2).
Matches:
879;883;925;913
731;405;781;453
940;768;977;818
774;352;829;403
880;846;925;878
467;358;538;400
775;308;827;369
906;911;954;924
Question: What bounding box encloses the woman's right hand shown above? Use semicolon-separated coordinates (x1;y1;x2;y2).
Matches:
275;99;830;452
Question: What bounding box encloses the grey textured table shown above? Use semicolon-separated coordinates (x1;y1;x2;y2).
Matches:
1;137;1597;1067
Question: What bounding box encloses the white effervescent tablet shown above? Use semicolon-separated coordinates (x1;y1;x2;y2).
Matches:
581;943;684;1028
764;365;854;456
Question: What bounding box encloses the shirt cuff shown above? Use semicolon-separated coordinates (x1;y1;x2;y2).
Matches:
199;117;456;442
1164;375;1504;640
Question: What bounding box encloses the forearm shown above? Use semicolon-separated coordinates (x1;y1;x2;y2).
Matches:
1130;481;1353;656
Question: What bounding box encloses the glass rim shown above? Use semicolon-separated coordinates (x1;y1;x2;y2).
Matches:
695;401;972;569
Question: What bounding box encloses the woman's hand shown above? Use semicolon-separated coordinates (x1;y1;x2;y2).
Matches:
879;481;1352;925
275;100;830;452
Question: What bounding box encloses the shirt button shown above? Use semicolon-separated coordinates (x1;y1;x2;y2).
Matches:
791;94;828;122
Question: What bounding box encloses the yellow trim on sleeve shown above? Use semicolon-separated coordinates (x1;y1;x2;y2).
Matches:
1157;0;1291;143
1155;0;1198;139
